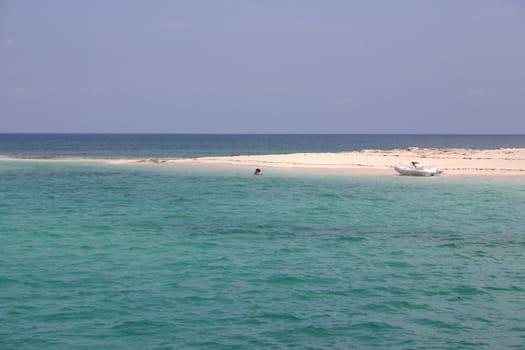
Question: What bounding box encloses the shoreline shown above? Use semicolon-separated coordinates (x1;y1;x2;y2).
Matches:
134;147;525;176
2;147;525;176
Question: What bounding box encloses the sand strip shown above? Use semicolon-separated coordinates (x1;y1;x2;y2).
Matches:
161;148;525;175
3;148;525;175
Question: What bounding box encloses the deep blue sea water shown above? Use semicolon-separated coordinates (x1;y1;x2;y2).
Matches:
1;135;525;349
2;134;525;158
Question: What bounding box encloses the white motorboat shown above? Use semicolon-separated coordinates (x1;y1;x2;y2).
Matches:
394;162;442;176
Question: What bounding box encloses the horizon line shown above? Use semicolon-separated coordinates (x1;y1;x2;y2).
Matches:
1;132;525;136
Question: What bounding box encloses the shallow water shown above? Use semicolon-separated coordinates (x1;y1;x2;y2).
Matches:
1;161;525;349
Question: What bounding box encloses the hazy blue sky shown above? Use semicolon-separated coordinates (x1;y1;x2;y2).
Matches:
1;0;524;133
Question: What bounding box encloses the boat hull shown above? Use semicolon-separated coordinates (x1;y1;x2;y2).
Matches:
394;164;441;176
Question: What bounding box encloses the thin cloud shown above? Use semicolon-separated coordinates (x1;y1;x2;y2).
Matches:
8;87;27;96
151;20;189;30
7;85;52;98
469;88;487;97
336;97;355;105
4;37;14;49
279;17;341;34
93;86;108;96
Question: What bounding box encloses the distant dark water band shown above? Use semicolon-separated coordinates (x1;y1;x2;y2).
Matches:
1;134;525;158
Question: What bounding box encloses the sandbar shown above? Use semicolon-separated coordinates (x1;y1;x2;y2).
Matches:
5;147;525;176
120;147;525;176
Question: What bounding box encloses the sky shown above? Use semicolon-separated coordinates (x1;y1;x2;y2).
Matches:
1;0;524;134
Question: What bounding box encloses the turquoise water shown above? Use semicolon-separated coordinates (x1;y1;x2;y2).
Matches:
1;160;525;349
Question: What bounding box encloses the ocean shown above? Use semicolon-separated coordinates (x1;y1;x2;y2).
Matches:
2;134;525;159
1;134;525;349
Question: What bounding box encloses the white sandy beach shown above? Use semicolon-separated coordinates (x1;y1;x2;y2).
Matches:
124;148;525;176
5;148;524;175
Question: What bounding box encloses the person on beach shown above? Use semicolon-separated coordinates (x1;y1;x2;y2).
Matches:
254;168;263;175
